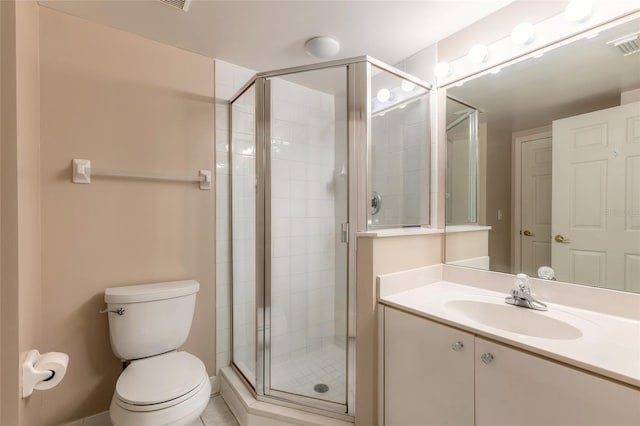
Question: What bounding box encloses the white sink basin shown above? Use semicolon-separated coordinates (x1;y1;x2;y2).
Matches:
444;299;583;340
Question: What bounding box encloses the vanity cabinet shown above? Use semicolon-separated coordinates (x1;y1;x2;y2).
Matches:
384;307;474;426
383;306;640;426
475;337;640;426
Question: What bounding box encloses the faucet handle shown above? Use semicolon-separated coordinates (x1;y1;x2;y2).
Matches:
514;273;530;291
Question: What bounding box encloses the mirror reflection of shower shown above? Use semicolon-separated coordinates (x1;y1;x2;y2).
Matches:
446;96;479;225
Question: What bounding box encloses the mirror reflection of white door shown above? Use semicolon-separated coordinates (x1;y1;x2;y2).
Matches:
521;138;552;276
552;102;640;291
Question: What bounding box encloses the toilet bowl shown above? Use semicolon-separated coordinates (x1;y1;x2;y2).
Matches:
104;280;210;426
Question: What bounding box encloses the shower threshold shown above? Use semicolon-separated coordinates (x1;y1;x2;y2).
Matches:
220;366;354;426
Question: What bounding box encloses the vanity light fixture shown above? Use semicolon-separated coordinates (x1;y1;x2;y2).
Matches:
376;88;391;102
468;44;489;64
564;0;595;23
511;22;535;45
434;61;452;79
304;36;340;59
401;80;415;92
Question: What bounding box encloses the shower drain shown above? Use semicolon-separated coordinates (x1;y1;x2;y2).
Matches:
313;383;329;393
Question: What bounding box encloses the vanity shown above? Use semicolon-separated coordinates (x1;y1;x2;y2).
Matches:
377;264;640;426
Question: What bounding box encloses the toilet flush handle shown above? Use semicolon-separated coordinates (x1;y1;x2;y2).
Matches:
99;307;125;315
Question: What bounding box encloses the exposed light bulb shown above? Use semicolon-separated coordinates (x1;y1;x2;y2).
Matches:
434;61;452;79
565;0;594;22
401;80;415;92
511;22;535;45
468;44;489;64
376;88;391;102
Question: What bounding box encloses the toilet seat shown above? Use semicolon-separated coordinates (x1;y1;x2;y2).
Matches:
115;351;207;412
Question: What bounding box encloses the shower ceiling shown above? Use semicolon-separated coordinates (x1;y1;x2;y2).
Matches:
38;0;513;71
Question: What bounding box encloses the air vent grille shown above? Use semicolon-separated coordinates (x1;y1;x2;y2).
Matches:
607;32;640;56
158;0;191;11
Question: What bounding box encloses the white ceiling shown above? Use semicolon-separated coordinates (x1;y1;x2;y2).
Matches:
38;0;513;73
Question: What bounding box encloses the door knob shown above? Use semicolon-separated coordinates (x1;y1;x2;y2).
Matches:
523;230;534;236
554;234;570;243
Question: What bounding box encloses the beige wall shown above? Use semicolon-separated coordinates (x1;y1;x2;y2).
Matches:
446;231;489;262
4;6;216;425
355;234;442;426
1;1;43;424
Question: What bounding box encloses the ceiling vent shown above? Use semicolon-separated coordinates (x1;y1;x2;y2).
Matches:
607;32;640;56
158;0;191;12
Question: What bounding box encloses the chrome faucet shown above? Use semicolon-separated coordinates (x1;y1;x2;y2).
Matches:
505;273;547;311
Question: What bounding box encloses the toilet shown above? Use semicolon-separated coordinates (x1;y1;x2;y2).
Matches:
104;280;211;426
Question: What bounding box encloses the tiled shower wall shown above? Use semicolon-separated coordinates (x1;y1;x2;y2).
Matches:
216;61;345;377
269;77;340;364
370;97;431;226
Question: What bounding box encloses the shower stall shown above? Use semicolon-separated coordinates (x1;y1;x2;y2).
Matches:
445;96;478;226
229;57;431;417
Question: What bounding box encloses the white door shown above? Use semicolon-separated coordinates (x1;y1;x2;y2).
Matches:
552;101;640;291
520;138;552;276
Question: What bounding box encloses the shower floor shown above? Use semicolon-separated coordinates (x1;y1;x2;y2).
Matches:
270;344;346;404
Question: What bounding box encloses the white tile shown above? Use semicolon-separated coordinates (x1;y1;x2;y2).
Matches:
201;395;239;426
82;411;111;426
60;420;83;426
185;417;204;426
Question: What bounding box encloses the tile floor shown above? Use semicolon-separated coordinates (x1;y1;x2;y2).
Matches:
187;395;239;426
270;344;346;404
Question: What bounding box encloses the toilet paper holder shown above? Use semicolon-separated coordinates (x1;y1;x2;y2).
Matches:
22;349;69;398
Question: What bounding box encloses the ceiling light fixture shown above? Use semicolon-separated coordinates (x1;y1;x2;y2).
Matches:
511;22;535;45
468;44;489;64
377;88;391;102
304;36;340;59
564;0;594;23
401;80;416;92
434;61;452;79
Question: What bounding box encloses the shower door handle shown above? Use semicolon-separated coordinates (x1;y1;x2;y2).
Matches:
341;223;349;244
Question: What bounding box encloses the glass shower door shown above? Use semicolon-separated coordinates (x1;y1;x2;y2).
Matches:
265;66;349;407
231;84;257;386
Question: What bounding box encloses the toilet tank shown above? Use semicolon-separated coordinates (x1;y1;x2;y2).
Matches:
104;280;200;360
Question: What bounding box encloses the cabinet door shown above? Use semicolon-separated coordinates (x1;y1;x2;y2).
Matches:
384;307;474;426
476;337;640;426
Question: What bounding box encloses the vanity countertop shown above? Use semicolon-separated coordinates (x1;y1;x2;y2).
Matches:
378;265;640;388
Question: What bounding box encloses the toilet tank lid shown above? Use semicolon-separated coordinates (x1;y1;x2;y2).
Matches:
105;280;200;304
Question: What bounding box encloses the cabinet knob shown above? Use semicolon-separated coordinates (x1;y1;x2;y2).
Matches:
451;341;464;351
480;353;494;364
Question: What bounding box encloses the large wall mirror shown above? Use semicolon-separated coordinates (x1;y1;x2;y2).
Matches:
445;13;640;293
